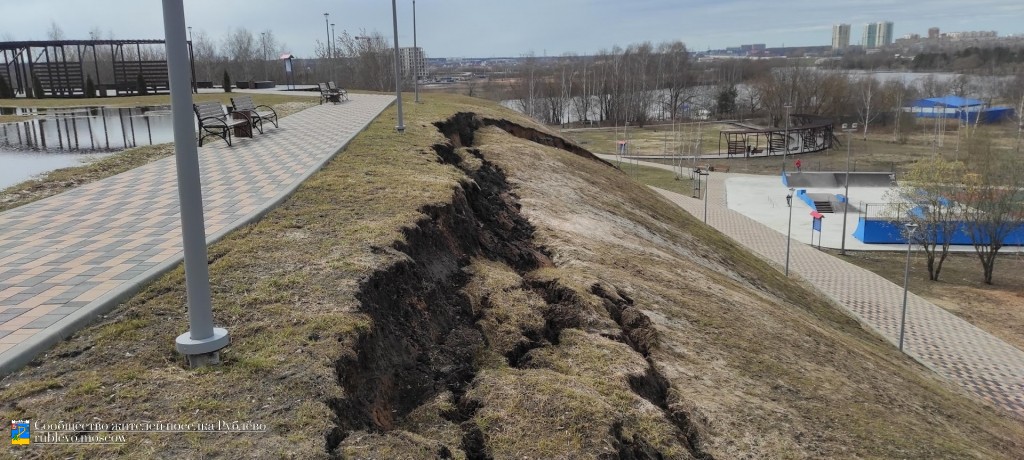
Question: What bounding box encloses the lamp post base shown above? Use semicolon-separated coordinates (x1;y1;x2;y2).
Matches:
176;327;230;368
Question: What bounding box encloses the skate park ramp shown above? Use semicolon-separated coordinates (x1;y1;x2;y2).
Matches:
785;171;896;188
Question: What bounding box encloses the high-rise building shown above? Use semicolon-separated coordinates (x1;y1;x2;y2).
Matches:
832;24;851;50
928;27;940;39
876;21;894;47
862;23;878;48
862;21;894;48
399;47;426;80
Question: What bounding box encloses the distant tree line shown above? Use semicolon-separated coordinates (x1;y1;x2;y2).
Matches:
911;46;1024;73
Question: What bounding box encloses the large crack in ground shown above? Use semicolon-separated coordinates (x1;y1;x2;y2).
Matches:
327;113;712;459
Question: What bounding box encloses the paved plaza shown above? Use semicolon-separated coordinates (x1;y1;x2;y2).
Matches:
0;94;395;374
598;154;1024;417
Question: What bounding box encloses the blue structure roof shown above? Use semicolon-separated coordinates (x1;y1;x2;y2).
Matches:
911;96;984;108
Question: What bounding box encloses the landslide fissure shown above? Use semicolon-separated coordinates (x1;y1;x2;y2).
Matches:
328;113;709;459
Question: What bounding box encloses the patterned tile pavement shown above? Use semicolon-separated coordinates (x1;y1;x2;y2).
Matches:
0;94;395;374
597;155;1024;418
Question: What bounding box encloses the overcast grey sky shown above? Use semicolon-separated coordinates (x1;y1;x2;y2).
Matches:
1;0;1022;58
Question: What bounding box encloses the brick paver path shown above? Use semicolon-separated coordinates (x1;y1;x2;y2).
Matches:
597;154;1024;417
0;94;394;374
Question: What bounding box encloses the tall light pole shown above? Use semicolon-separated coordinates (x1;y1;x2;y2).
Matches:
785;186;795;276
391;0;405;133
187;26;192;43
840;123;858;255
260;32;268;81
781;102;792;173
413;0;420;103
331;23;336;57
702;169;711;223
899;222;918;352
323;13;330;59
162;0;229;368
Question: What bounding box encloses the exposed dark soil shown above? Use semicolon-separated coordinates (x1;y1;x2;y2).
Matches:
330;113;707;459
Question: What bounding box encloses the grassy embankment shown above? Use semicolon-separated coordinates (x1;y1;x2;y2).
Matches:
0;93;1021;458
0;93;317;212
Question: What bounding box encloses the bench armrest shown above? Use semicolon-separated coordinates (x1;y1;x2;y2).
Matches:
254;104;278;118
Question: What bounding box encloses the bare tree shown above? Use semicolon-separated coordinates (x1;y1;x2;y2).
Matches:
47;21;66;40
855;74;882;140
192;30;219;82
224;27;257;81
887;158;966;280
882;78;914;143
961;138;1024;284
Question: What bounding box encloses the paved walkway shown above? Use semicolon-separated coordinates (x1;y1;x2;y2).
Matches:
598;154;1024;418
0;94;395;374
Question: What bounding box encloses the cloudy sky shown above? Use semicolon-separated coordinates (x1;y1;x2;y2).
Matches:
1;0;1022;58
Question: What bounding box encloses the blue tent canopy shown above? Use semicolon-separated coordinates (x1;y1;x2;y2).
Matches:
910;96;984;108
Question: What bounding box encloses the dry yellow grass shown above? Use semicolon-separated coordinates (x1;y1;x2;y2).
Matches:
0;93;1021;459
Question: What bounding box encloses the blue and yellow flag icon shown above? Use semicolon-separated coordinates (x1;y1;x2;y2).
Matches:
11;420;30;445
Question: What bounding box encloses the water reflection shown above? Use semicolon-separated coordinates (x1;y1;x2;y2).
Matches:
0;106;175;153
0;151;109;189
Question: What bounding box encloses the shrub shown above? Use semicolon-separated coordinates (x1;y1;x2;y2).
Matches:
32;73;44;99
85;75;96;98
222;70;232;93
137;74;149;96
0;76;11;99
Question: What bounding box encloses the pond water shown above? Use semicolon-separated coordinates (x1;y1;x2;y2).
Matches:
0;105;176;189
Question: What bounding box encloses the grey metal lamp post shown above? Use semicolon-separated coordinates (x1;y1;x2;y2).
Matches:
323;13;330;58
413;0;420;103
781;102;792;172
701;169;710;223
899;222;918;352
391;0;405;133
162;0;229;368
840;122;858;255
785;186;795;276
260;32;268;80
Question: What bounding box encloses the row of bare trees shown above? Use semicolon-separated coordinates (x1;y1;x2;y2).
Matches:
501;48;1023;146
506;41;692;126
887;141;1023;285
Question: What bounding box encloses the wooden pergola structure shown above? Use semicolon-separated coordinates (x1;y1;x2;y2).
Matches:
718;114;837;157
0;39;196;98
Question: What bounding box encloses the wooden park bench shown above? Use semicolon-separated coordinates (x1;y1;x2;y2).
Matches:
231;95;279;134
317;82;336;104
327;81;349;101
193;101;248;146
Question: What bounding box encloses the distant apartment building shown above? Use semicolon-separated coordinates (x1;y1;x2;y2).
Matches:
832;24;851;50
862;23;878;48
877;21;894;47
946;30;998;40
928;27;940;39
399;47;426;80
862;21;894;48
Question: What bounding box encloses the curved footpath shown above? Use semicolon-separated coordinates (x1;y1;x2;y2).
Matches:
0;94;395;375
597;154;1024;418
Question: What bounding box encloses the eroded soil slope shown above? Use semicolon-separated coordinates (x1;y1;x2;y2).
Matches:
333;114;1024;459
1;97;1021;459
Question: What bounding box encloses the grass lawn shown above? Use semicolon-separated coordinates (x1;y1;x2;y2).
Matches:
0;93;1021;458
616;162;695;196
569;120;1022;176
824;249;1024;351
